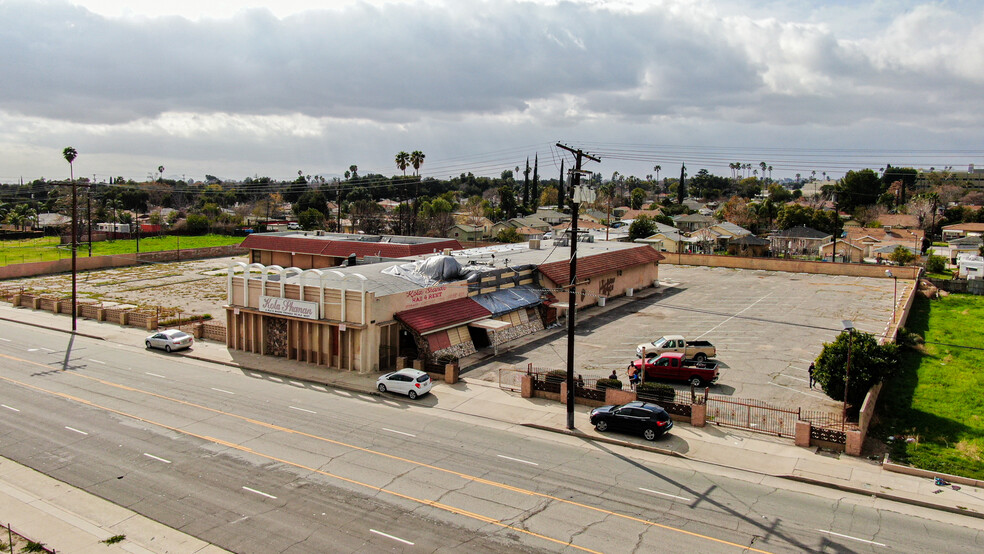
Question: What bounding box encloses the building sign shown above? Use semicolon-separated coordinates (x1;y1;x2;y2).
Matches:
259;296;320;320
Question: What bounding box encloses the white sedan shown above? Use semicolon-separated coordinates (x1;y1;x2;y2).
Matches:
376;368;433;400
145;329;194;352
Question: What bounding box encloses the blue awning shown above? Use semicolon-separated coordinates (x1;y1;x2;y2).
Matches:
472;286;542;317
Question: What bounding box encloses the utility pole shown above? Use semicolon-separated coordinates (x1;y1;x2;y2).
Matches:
556;143;600;430
87;185;92;256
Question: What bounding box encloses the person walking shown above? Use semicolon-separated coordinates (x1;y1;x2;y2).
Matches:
808;362;816;389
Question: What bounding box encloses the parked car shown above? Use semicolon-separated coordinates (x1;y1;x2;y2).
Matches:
636;334;716;361
145;329;194;352
376;368;433;400
589;401;673;441
630;352;719;387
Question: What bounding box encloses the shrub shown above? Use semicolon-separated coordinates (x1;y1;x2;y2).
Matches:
544;370;567;383
185;213;209;235
596;378;622;390
637;382;675;401
926;254;947;274
814;330;900;410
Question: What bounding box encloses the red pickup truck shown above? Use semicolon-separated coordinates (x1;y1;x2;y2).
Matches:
629;352;719;387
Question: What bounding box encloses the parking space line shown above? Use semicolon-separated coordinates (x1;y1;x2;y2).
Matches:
767;382;826;398
65;426;88;435
289;406;316;414
143;453;172;464
211;387;235;394
145;372;166;378
1;404;19;412
696;292;774;339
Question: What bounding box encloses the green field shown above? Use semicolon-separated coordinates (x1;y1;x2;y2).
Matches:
876;294;984;479
0;235;245;266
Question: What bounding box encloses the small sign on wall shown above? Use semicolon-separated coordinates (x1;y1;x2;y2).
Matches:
259;295;320;320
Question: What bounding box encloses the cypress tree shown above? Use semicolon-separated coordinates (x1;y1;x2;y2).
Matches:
532;154;539;209
678;164;686;204
523;157;531;208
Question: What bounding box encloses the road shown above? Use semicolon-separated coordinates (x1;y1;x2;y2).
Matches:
0;321;981;553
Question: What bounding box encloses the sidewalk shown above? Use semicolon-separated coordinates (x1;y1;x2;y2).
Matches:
2;298;983;547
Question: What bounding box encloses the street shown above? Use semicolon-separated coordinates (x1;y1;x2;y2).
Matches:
0;320;981;553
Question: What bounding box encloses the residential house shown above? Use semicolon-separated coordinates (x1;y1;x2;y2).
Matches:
818;240;865;263
770;225;832;257
581;209;608;224
636;223;685;253
875;214;920;229
534;208;570;225
453;214;494;238
617;208;664;222
945;235;983;263
491;216;551;237
941;222;984;241
673;213;717;232
727;235;771;257
377;199;401;212
957;255;984;279
844;227;925;260
449;224;487;243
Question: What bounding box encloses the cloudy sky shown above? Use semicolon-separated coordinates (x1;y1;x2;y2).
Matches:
1;0;983;184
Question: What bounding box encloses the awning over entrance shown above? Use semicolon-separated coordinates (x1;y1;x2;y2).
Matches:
468;319;512;330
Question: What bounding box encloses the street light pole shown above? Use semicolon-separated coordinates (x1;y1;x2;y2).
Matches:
841;320;854;431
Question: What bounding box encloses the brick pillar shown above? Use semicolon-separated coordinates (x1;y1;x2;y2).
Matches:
521;375;532;398
560;381;568;404
444;363;459;385
412;359;424;370
691;402;706;427
396;356;407;370
52;300;62;314
12;294;21;306
96;308;106;322
845;429;863;456
119;312;128;326
795;420;812;448
147;316;158;331
32;297;41;309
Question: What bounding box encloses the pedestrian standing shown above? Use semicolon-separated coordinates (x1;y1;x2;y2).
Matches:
808;362;816;389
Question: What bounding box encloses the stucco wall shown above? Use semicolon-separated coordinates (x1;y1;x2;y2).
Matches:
541;261;658;308
658;251;921;279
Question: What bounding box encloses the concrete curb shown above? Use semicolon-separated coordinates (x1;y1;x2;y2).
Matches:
179;352;381;397
522;422;984;520
0;314;105;342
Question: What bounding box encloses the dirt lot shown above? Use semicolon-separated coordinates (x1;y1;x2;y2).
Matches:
0;256;246;321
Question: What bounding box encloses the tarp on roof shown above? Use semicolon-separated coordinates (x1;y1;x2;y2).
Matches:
382;255;469;287
472;286;542;317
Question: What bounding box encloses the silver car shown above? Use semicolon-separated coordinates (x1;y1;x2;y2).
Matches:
145;329;194;352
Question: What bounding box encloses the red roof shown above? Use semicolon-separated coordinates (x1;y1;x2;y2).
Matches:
240;234;462;259
537;246;664;285
395;297;491;335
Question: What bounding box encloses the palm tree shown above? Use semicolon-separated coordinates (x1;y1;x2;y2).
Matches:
768;166;773;180
158;165;165;182
653;165;661;183
395;151;409;175
63;147;78;180
759;162;767;182
410;151;425;176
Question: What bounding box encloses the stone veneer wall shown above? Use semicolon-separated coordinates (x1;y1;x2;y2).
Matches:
432;341;477;360
491;317;544;346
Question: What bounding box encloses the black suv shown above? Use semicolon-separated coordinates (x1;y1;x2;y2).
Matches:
589;401;674;441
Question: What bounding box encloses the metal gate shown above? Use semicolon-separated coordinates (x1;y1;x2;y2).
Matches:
705;396;800;438
498;368;529;392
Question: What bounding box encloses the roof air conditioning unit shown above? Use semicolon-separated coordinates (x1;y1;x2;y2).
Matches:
529;239;541;250
443;248;453;255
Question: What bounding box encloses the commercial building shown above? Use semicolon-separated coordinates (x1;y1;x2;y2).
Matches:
225;234;663;374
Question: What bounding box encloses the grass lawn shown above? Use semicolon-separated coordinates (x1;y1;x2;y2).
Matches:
0;234;245;266
875;294;984;479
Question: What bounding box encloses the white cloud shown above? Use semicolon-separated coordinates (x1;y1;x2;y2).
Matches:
0;0;982;182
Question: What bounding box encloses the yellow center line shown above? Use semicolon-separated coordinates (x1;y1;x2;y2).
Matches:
0;352;772;553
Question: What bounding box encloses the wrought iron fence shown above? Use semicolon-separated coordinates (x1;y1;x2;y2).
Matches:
637;388;693;417
705;395;801;438
801;410;855;444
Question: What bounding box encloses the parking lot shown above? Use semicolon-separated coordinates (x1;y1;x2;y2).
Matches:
467;264;901;413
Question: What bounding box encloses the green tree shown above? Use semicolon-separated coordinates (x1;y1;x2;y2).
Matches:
410;151;425;176
185;213;209;235
293;190;328;219
299;208;325;230
888;245;916;266
395;151;410;176
813;331;899;409
628;215;657;241
839;169;883;212
495;227;523;243
926;252;947;274
498;186;518;219
630;187;646;209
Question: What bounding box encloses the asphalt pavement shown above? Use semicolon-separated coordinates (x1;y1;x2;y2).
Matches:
1;296;982;552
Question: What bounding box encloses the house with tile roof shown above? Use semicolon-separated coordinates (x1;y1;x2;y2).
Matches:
844;227;924;260
769;225;832;257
